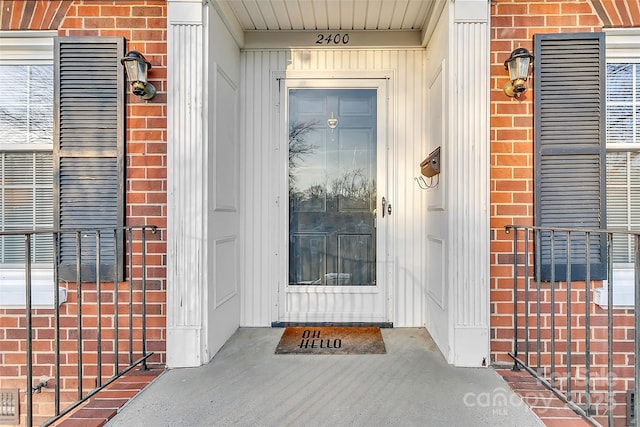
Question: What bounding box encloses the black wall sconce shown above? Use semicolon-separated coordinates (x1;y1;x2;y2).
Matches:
503;47;534;98
121;50;156;100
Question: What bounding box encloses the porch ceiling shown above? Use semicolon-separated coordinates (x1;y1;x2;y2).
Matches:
215;0;437;31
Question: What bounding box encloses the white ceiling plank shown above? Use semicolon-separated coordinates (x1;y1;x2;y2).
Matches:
212;1;246;45
282;0;304;29
298;0;317;30
225;0;256;30
326;0;342;29
377;0;395;29
269;1;291;30
352;0;367;29
221;1;435;32
403;0;430;29
243;1;268;30
257;0;281;30
312;0;329;29
364;0;383;30
340;0;355;30
390;0;409;29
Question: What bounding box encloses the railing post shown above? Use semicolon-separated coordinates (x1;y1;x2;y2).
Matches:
128;228;134;365
635;234;640;427
75;231;83;400
607;232;614;427
113;229;120;375
96;230;102;387
141;227;148;370
524;229;530;366
54;231;61;416
566;231;572;401
25;234;33;427
535;229;542;375
584;231;591;415
550;229;556;388
509;226;520;371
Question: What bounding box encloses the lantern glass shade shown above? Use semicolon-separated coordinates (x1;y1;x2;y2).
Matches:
507;56;530;81
121;51;151;83
504;48;533;81
120;50;156;100
123;58;149;84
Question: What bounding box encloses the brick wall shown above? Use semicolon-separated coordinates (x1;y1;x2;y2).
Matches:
490;1;638;425
490;0;602;363
58;0;167;365
0;1;167;425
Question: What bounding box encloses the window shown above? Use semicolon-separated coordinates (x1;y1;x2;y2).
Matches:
0;32;59;307
599;29;640;306
0;65;54;263
606;63;640;262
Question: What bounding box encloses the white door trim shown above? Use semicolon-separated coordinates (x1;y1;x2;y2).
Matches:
274;76;393;324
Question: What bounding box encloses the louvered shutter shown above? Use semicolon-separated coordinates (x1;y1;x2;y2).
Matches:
54;37;125;281
534;33;607;281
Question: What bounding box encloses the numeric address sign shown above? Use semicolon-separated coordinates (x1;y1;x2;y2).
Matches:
315;33;350;45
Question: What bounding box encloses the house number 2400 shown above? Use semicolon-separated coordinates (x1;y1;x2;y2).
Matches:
315;33;350;45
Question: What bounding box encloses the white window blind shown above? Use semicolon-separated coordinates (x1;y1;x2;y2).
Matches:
0;32;60;307
606;63;640;264
0;64;54;265
0;152;53;263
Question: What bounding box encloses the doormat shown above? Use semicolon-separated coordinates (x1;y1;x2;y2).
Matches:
275;326;386;355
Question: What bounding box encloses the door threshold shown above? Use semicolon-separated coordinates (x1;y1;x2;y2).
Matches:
271;321;393;328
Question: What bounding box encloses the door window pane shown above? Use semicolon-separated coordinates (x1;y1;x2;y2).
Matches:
289;89;377;286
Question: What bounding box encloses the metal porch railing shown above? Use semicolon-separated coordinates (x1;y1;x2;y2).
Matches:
505;225;640;427
0;225;157;427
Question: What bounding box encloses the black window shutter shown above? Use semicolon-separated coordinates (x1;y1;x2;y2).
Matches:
54;37;125;281
534;32;607;281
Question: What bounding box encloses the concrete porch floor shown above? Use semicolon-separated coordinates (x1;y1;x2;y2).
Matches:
103;327;549;427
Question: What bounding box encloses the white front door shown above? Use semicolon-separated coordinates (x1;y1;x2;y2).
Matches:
279;78;389;323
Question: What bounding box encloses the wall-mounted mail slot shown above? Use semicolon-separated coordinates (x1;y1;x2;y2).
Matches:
420;146;440;178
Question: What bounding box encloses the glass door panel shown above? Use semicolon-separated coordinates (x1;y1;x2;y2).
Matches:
289;89;377;286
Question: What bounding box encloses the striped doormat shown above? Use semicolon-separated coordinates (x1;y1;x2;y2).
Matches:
275;326;386;355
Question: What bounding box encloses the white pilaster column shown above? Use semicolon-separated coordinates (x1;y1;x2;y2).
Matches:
166;0;208;367
448;0;491;367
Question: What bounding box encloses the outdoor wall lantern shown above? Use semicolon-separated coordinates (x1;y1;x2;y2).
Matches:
503;47;534;98
120;50;156;100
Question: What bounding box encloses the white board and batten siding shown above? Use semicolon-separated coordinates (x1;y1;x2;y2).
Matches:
238;1;491;367
239;47;434;329
166;0;490;368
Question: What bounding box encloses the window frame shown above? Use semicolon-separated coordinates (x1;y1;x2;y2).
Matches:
0;31;63;308
596;28;640;308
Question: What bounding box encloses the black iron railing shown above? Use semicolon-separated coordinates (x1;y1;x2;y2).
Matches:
505;225;640;427
0;225;157;426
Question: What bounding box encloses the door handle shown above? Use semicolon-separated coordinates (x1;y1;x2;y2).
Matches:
381;197;392;217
